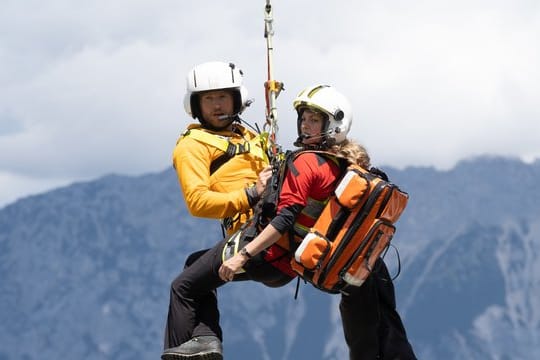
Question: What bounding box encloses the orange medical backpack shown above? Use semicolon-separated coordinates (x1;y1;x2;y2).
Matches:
290;163;409;293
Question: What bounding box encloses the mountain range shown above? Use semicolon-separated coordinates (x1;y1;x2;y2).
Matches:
1;156;539;359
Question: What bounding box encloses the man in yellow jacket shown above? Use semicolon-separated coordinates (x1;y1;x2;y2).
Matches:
173;61;271;236
165;61;271;355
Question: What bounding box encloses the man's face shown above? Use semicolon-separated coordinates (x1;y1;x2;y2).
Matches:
199;90;235;129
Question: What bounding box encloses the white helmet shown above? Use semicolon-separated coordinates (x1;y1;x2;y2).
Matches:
293;85;352;145
183;61;250;121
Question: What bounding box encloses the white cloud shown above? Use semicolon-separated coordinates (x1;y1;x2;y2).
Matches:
0;171;75;207
1;0;539;207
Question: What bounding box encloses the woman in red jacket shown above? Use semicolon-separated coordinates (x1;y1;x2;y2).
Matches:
162;85;416;360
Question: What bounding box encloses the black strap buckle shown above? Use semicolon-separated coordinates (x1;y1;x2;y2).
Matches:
236;141;250;154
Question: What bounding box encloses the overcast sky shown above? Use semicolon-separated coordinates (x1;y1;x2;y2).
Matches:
1;0;539;208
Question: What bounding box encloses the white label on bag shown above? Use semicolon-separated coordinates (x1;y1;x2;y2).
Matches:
334;170;355;199
295;232;318;263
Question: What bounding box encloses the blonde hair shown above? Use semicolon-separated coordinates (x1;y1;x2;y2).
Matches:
331;139;371;169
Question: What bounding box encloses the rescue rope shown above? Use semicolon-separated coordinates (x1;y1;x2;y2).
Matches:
263;0;284;161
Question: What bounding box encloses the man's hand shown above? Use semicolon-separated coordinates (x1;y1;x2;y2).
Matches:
255;166;273;196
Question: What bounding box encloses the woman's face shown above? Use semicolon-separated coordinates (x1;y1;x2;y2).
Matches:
299;108;325;145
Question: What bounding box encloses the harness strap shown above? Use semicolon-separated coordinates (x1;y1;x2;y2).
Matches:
210;153;233;175
183;128;267;162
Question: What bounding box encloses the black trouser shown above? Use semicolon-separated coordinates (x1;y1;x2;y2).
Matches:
163;239;293;349
164;243;416;359
340;259;417;360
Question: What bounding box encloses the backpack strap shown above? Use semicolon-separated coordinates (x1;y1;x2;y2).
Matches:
369;166;389;181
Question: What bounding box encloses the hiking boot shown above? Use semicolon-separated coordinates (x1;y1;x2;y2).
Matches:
161;336;223;360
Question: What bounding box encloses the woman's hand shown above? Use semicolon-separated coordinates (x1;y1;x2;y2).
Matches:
219;225;281;282
219;254;248;282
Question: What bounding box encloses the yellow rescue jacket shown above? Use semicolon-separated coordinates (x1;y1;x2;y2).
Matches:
172;123;270;234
